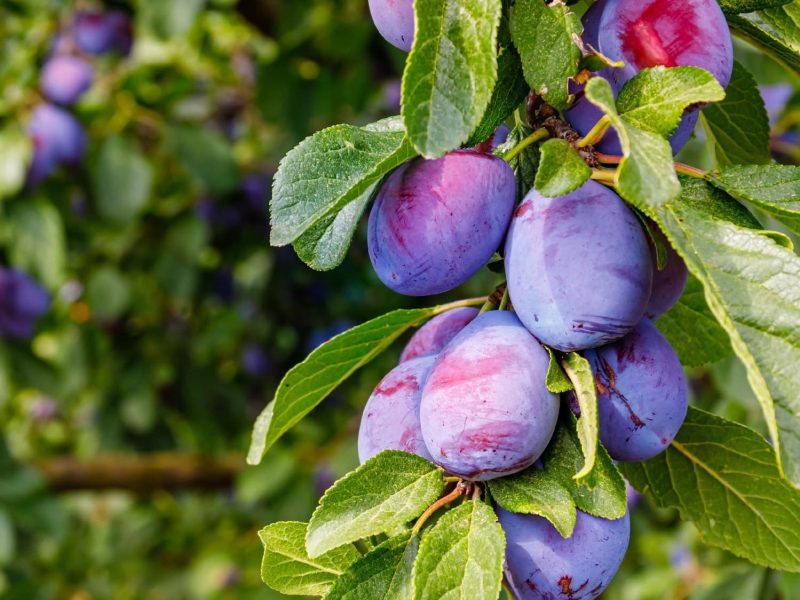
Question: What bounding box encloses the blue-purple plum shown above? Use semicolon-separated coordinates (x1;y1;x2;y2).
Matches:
368;151;516;296
26;103;87;186
646;228;688;320
499;508;630;600
419;311;558;481
242;345;271;377
74;10;133;55
368;0;415;52
505;181;653;352
0;269;50;339
40;55;94;105
471;123;512;154
358;356;435;462
761;84;794;127
584;319;688;461
399;306;479;363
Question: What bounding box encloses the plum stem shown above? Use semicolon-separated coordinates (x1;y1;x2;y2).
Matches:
502;128;549;163
412;481;470;533
595;152;623;164
577;115;611;148
498;288;510;311
674;162;707;178
590;168;618;185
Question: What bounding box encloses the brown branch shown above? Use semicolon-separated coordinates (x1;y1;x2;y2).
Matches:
526;92;600;167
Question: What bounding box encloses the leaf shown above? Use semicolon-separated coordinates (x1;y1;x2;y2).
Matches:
499;125;540;200
166;125;238;195
509;0;581;110
270;117;415;246
402;0;502;158
761;2;800;53
621;408;800;572
259;521;360;596
561;353;598;481
306;451;444;558
5;199;66;290
709;164;800;235
247;300;481;464
489;415;626;538
0;126;32;199
655;275;732;368
139;0;204;38
412;501;505;600
719;0;793;13
727;14;800;76
534;138;591;198
700;62;770;167
654;177;800;486
545;347;573;394
92;136;153;224
616;66;725;137
584;77;680;210
325;533;419;600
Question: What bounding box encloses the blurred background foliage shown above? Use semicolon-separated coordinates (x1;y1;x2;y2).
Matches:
0;1;798;599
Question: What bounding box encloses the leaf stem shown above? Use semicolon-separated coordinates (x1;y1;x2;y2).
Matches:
412;481;469;534
498;288;510;311
502;128;549;163
590;168;618;185
595;152;623;164
433;297;487;317
479;298;498;314
674;162;707;178
577;115;610;148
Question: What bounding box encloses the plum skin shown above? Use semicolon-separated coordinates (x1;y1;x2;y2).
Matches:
400;307;479;363
646;228;688;320
26;103;87;186
499;508;630;600
74;10;133;55
505;180;653;352
40;56;94;105
0;269;50;339
419;311;559;481
368;151;516;297
358;356;435;463
584;319;689;462
368;0;415;52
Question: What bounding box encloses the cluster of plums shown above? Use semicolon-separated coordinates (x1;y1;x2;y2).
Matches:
27;8;131;186
359;0;733;597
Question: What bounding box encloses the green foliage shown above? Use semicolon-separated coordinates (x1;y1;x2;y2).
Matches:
92;136;154;224
534;138;591;197
561;352;599;481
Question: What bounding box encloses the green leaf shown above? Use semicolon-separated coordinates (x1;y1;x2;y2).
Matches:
489;415;626;538
271;117;415;246
326;533;419;600
700;62;770;167
561;352;598;481
402;0;502;157
247;300;480;464
86;267;132;322
0;126;32;200
0;509;15;566
761;2;800;54
655;275;732;368
306;451;444;557
616;66;725;137
138;0;205;38
709;164;800;235
412;500;505;600
728;14;800;75
654;177;800;486
5;199;66;290
621;408;800;572
498;125;540;200
509;0;581;110
719;0;793;13
584;77;680;210
92;136;153;224
166;125;238;195
259;521;360;596
545;347;573;394
534;138;591;198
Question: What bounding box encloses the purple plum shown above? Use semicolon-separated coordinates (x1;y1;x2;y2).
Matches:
761;84;794;127
419;311;559;481
399;306;479;363
499;508;630;600
368;0;415;52
40;55;94;105
74;10;133;55
505;181;653;352
26;103;86;186
584;319;688;461
646;227;688;320
358;356;435;462
368;151;516;296
0;269;50;339
471;123;512;154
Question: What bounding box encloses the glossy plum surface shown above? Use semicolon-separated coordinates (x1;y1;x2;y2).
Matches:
368;0;415;52
420;311;558;481
505;181;652;352
358;356;435;462
40;56;94;105
368;151;516;296
500;508;630;600
646;228;688;320
399;306;479;363
584;319;688;461
27;103;87;186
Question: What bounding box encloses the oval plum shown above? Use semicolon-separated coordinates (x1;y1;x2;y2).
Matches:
399;306;479;363
368;0;415;52
646;228;688;320
40;56;94;105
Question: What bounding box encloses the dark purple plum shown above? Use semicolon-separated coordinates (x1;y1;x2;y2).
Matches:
419;311;558;481
40;55;94;105
242;345;271;377
0;269;50;339
368;151;516;296
581;0;608;49
358;356;435;462
26;103;86;186
584;319;688;461
646;227;688;320
399;306;479;363
505;181;653;352
74;10;133;55
471;123;512;154
368;0;415;52
499;508;630;600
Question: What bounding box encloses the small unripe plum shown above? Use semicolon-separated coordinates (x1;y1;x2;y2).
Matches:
420;311;558;481
368;0;415;52
0;269;50;339
27;103;86;186
399;306;479;363
646;228;688;320
505;181;653;352
358;356;434;462
368;151;516;296
499;508;630;600
74;10;133;55
584;319;688;461
40;56;94;105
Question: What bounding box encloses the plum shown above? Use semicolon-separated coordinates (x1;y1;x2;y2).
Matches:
358;356;435;462
26;103;87;186
40;56;94;105
646;227;688;320
74;10;133;55
505;181;653;352
584;319;688;461
399;306;479;363
368;0;415;52
471;123;512;154
499;508;630;600
368;151;516;296
0;269;50;339
419;311;558;480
